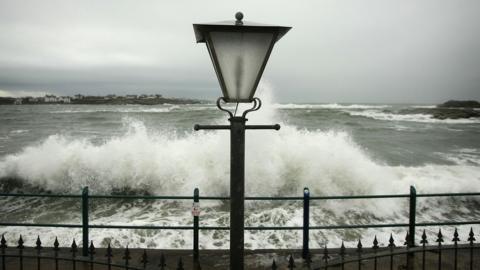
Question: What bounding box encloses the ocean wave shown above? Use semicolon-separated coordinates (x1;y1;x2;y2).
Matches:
438;148;480;166
0;122;479;249
347;110;480;124
411;105;436;109
49;105;221;114
9;129;29;134
273;103;390;110
50;106;180;114
0;142;478;249
0;120;394;197
1;118;479;196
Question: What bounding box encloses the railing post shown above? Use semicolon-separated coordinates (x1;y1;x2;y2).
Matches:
193;188;200;269
408;185;416;270
82;186;89;257
302;187;310;260
408;185;416;247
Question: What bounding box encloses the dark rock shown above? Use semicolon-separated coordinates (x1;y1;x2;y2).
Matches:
438;100;480;108
399;105;480;120
431;108;479;120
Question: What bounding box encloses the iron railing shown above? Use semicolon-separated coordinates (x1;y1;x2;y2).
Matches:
0;229;478;269
0;185;479;261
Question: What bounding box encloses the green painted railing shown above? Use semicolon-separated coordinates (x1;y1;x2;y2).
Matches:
0;186;479;257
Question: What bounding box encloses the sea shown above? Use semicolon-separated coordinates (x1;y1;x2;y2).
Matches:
0;88;479;249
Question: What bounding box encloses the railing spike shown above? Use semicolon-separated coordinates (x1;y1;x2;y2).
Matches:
356;239;363;253
388;233;396;248
452;228;460;244
288;254;295;269
89;240;95;255
105;242;113;258
372;235;379;250
436;229;444;243
420;229;428;245
305;252;312;267
468;227;476;245
70;239;78;257
53;237;59;251
17;235;24;249
436;228;443;269
271;259;277;270
159;253;166;270
404;231;409;246
141;249;148;267
322;245;330;264
123;245;131;264
340;241;346;257
35;235;42;251
1;235;7;249
177;257;184;270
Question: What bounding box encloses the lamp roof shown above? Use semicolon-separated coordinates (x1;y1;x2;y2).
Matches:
193;15;291;43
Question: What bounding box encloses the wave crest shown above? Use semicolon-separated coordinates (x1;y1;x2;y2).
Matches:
0;117;404;199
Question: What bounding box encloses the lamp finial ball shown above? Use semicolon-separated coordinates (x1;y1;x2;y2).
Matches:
235;12;244;22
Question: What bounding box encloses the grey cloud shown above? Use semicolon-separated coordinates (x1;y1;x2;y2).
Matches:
0;0;479;103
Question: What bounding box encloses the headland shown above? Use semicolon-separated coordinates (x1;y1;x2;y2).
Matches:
0;94;203;105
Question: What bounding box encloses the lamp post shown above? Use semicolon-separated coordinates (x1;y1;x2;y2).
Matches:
193;12;290;270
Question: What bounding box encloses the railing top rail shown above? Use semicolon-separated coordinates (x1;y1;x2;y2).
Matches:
2;220;479;231
0;191;479;200
0;193;82;198
416;192;480;197
309;194;410;200
90;195;194;200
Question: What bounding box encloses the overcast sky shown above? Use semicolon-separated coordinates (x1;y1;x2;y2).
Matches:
0;0;479;103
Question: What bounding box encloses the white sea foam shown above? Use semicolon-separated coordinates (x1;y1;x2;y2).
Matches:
9;129;29;134
438;148;480;166
411;105;436;109
50;106;179;114
347;110;480;124
273;103;390;110
50;105;219;114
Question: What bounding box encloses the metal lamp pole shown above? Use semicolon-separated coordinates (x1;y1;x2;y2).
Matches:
195;99;280;269
229;116;247;267
193;12;290;270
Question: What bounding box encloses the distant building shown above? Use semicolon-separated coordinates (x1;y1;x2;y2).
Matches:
44;95;57;102
59;96;71;103
27;97;38;102
126;95;137;99
43;95;71;103
14;98;22;105
73;94;84;100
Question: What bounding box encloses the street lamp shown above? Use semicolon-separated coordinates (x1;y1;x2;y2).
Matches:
193;12;291;270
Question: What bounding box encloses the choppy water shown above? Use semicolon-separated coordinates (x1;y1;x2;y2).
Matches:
0;87;479;249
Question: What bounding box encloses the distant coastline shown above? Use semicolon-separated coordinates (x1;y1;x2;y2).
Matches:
0;94;204;105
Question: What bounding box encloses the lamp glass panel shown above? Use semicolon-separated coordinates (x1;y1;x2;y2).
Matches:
209;31;274;101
